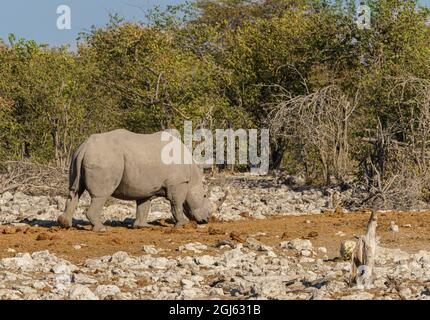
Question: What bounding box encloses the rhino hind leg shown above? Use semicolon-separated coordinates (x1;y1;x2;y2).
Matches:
86;197;107;232
133;199;151;228
167;183;189;227
58;189;84;228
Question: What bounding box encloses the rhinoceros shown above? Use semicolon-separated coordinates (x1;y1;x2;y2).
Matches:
57;129;211;232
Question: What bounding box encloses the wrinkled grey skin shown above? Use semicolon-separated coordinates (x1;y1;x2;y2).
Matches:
58;129;211;232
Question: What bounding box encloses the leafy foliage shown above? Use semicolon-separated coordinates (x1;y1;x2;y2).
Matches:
1;0;430;197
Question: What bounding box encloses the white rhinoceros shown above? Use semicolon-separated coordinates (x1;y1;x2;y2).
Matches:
57;129;211;231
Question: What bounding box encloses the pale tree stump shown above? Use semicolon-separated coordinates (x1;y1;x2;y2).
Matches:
349;210;378;288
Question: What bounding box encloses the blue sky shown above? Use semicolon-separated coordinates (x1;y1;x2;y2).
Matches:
0;0;184;48
0;0;430;48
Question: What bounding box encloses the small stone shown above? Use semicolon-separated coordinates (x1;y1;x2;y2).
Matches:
1;192;13;202
110;251;130;263
51;262;71;274
301;249;312;257
32;281;47;290
389;221;399;232
244;237;271;251
281;238;313;251
340;292;374;300
13;192;27;202
399;287;413;299
149;257;170;269
72;273;98;285
181;279;194;289
209;288;224;296
1;253;34;270
299;257;315;263
178;242;208;253
95;285;121;299
335;231;346;237
180;288;203;299
142;245;159;254
267;251;277;257
73;245;82;250
194;255;215;266
318;247;327;254
69;285;98;300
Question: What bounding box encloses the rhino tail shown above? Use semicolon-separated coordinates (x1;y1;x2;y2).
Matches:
69;141;88;193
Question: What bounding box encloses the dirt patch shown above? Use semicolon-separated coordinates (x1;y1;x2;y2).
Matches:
1;211;430;263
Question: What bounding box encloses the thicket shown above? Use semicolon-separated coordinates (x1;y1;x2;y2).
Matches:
1;0;430;208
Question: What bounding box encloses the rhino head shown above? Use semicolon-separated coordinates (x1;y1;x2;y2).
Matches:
185;184;212;224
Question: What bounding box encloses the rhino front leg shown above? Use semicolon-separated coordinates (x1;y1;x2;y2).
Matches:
133;199;151;228
86;197;107;232
167;183;189;227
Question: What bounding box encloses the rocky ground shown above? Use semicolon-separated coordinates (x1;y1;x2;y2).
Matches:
0;174;429;300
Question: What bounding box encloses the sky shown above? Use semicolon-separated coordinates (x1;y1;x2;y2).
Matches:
1;0;430;48
0;0;184;48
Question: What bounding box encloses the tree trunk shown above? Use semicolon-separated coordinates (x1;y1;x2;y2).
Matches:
270;145;285;170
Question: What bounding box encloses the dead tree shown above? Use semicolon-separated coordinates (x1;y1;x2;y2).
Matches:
0;161;67;196
349;210;378;288
269;85;357;184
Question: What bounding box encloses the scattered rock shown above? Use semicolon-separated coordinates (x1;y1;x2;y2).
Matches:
244;237;272;251
51;262;71;274
178;242;208;253
318;247;328;254
301;250;312;257
215;240;235;249
1;192;13;202
181;279;194;289
341;292;374;300
69;285;98;300
0;180;429;300
95;285;121;300
1;253;34;270
389;221;399;233
142;245;159;254
72;273;98;285
195;255;215;266
281;239;313;251
110;251;130;264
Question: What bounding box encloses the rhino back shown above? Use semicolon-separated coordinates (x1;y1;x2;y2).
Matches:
81;129;196;199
